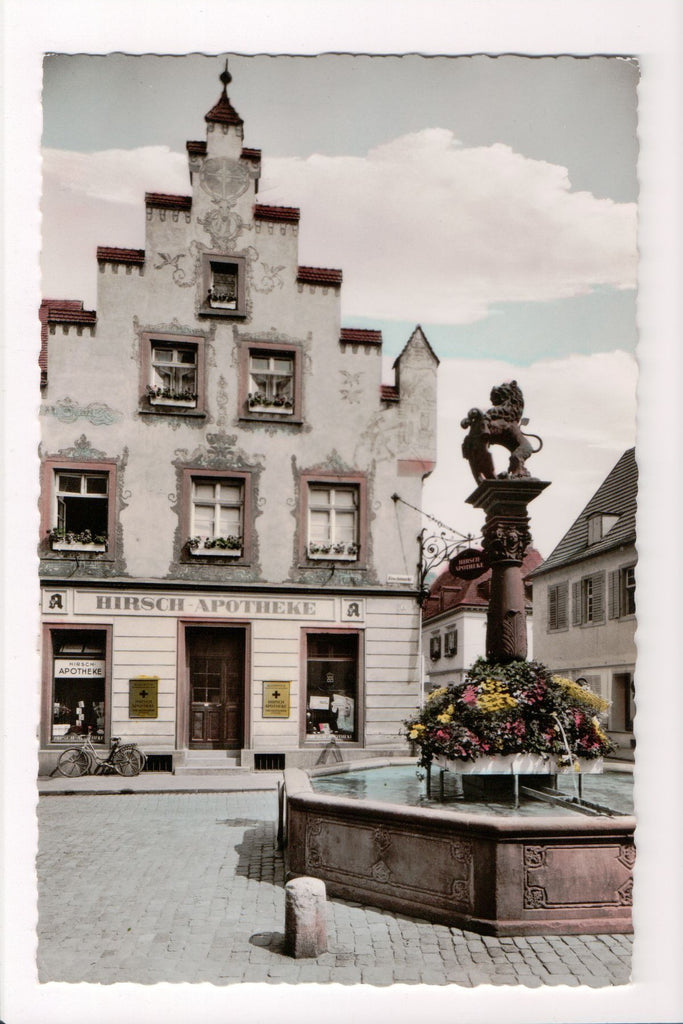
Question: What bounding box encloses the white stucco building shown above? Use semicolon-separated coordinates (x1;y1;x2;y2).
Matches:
38;65;438;775
421;547;542;688
528;449;637;760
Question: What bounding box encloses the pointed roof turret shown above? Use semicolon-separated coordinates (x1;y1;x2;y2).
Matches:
205;60;243;127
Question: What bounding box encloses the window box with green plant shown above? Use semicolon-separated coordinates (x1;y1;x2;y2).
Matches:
188;535;242;557
145;384;198;408
48;528;107;552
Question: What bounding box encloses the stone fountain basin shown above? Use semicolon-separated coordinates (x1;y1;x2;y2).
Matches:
282;765;635;936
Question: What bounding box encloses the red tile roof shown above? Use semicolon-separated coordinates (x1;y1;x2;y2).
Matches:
254;204;300;223
380;384;400;402
297;266;343;286
46;306;97;325
205;91;243;126
422;547;542;622
186;140;207;156
145;193;192;210
39;300;96;386
340;328;383;346
96;247;145;265
40;300;90;384
241;148;262;162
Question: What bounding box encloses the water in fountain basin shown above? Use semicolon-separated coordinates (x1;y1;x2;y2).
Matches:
310;764;633;817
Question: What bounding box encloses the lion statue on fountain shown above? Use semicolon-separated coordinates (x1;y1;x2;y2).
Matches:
461;380;542;485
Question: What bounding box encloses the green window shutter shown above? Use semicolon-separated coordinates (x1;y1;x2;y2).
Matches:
608;570;620;619
572;581;581;625
592;572;605;623
557;581;568;629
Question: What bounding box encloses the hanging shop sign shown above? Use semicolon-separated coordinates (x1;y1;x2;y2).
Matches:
129;676;159;719
263;682;291;719
449;547;487;580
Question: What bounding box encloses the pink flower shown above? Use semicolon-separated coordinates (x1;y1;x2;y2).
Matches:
462;685;478;706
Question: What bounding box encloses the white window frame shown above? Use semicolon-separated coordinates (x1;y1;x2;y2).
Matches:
148;341;198;407
248;353;294;414
189;478;244;557
51;471;109;551
307;485;359;560
621;565;636;617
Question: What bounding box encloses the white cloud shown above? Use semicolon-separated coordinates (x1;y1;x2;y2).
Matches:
42;133;637;322
418;350;637;559
262;130;637;323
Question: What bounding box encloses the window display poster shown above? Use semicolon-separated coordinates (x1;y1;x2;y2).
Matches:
332;694;354;733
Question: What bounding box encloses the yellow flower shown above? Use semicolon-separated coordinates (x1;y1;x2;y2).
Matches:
446;704;454;715
552;676;609;712
427;687;448;702
409;723;426;739
437;713;452;724
476;679;517;713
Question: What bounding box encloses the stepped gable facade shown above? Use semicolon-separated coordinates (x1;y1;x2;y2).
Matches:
38;64;438;774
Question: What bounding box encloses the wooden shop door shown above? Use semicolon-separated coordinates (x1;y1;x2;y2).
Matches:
187;628;244;749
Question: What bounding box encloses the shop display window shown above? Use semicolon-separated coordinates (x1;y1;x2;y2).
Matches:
51;631;106;744
305;633;359;742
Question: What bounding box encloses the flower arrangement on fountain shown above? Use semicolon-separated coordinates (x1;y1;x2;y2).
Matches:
405;658;614;770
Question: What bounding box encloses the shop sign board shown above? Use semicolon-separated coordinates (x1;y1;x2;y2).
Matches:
74;590;336;620
449;548;487;580
54;658;105;678
263;682;291;718
129;676;159;718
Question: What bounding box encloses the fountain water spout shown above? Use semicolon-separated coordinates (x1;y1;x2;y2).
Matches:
552;712;581;801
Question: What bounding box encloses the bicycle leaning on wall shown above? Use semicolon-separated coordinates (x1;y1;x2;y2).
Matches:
55;734;147;777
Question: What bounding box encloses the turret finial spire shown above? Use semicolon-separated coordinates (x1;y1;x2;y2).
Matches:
204;57;243;128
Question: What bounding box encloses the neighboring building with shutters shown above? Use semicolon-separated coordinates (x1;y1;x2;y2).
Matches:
528;448;637;760
421;547;542;688
37;64;438;775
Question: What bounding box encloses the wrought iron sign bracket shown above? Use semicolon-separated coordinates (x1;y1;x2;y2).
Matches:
416;528;479;607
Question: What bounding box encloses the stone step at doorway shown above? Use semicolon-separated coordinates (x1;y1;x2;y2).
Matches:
174;749;245;775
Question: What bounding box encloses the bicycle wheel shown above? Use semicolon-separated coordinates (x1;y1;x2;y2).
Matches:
56;747;90;777
112;745;145;776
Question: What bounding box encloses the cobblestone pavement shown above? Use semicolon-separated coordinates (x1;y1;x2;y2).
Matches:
37;792;632;987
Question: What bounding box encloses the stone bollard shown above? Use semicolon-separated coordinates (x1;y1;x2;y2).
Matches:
284;876;327;958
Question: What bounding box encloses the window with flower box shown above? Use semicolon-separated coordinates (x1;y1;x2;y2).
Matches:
139;333;206;416
248;353;294;414
307;484;359;561
199;254;247;318
239;341;302;423
43;462;117;555
149;343;197;404
189;478;244;556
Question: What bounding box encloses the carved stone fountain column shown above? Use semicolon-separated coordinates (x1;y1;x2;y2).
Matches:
467;479;549;663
